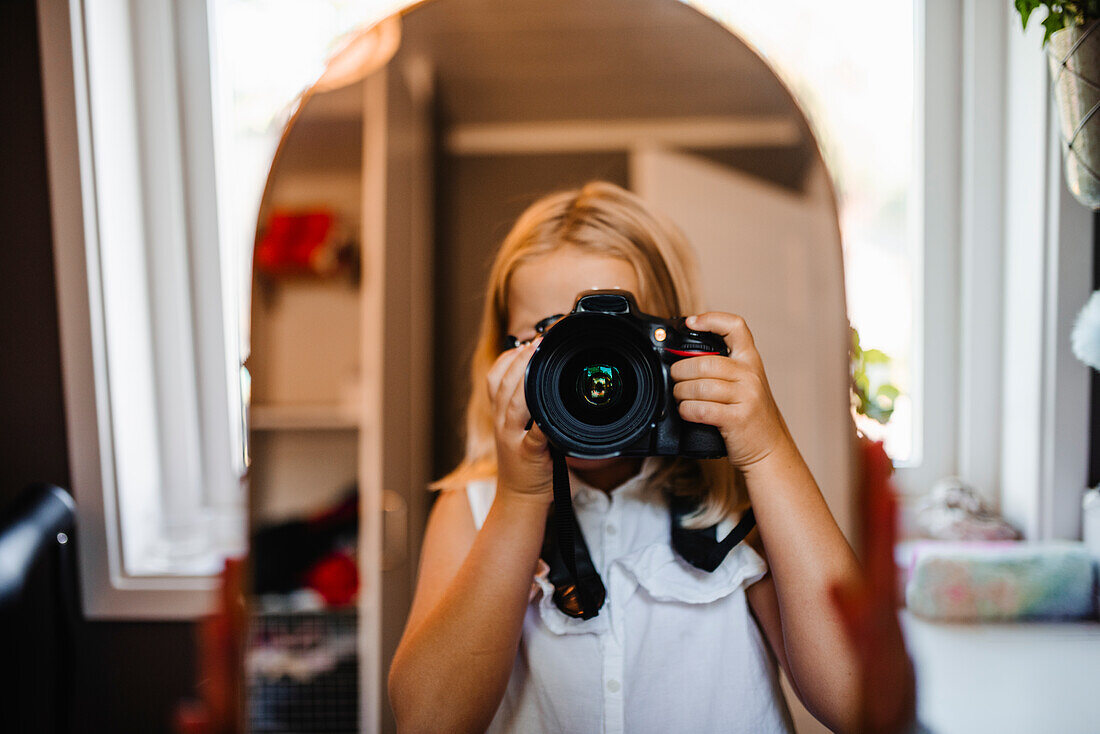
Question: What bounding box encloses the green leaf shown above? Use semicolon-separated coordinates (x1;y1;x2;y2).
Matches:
1016;0;1040;30
1043;9;1067;45
862;348;890;364
876;383;901;401
864;401;894;425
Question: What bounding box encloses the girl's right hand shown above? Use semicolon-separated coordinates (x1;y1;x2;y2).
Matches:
486;341;554;504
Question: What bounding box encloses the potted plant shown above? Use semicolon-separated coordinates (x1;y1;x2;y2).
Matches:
1018;1;1100;208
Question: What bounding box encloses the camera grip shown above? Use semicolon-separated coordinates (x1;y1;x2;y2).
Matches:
679;420;727;458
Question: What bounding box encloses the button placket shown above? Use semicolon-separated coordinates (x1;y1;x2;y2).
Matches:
585;487;609;572
601;622;625;734
605;500;619;558
602;494;626;733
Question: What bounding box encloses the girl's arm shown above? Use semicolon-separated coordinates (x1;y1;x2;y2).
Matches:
671;312;914;734
738;443;864;732
388;341;554;734
388;488;549;734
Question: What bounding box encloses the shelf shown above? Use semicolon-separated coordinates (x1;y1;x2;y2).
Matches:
250;403;360;431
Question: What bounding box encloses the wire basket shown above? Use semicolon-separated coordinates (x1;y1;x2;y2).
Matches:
247;609;358;733
1050;20;1100;209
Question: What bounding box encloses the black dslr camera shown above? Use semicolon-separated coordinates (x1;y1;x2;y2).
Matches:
524;290;729;459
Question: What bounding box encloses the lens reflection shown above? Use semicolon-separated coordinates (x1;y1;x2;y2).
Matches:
578;364;620;406
559;348;636;427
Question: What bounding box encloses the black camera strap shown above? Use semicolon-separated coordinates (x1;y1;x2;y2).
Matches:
668;494;756;573
540;449;757;620
541;447;606;619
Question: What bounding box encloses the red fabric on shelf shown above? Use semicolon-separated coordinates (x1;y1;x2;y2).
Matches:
305;551;359;606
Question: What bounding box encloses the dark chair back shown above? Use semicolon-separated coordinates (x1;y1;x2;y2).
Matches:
0;483;78;734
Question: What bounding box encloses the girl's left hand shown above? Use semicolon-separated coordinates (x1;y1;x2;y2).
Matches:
670;311;792;471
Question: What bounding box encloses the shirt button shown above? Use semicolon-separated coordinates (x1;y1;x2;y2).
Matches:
606;679;620;693
606;524;618;536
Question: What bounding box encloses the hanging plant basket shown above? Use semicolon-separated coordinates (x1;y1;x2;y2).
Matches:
1049;20;1100;209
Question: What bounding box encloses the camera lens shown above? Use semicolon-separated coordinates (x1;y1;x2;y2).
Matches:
559;348;635;427
525;312;661;456
577;364;620;407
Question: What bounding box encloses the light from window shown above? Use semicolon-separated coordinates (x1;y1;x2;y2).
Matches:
690;0;917;463
208;0;393;365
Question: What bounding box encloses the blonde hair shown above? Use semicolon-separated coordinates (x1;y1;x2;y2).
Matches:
433;181;748;528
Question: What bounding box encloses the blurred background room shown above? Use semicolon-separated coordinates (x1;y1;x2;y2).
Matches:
4;0;1100;732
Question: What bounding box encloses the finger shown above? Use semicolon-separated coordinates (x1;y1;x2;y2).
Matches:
520;421;549;455
503;351;534;429
685;312;755;356
495;342;535;416
486;344;527;401
678;399;727;427
673;377;740;405
670;354;740;382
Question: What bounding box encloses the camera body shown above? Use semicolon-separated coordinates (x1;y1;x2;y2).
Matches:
524;290;729;459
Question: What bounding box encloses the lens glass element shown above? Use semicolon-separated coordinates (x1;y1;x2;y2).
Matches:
559;348;637;427
577;364;620;407
525;312;661;455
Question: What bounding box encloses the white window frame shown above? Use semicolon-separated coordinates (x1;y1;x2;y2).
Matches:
897;0;963;495
999;4;1093;539
38;0;245;619
899;0;1092;540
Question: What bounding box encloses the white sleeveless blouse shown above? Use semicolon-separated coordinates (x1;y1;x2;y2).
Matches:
466;460;795;734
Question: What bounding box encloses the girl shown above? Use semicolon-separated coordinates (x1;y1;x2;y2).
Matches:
388;182;913;733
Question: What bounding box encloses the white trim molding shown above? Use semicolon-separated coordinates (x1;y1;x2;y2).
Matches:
38;0;245;619
444;115;802;155
1000;5;1094;540
957;0;1006;507
893;0;962;494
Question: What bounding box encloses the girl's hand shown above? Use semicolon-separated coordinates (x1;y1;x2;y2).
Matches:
670;312;792;471
486;341;553;504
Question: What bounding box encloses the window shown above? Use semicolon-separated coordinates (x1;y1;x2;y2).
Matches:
40;0;390;618
704;0;1093;538
41;0;242;617
207;0;388;359
695;0;918;464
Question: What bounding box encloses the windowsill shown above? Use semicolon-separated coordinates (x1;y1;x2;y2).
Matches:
123;506;246;577
902;611;1100;733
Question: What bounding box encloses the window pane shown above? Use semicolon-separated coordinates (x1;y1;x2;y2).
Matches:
209;0;386;363
691;0;917;462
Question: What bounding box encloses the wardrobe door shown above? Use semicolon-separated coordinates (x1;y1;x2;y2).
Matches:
632;146;853;541
359;56;436;734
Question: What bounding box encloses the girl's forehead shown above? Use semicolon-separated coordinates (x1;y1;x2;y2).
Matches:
507;250;639;331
